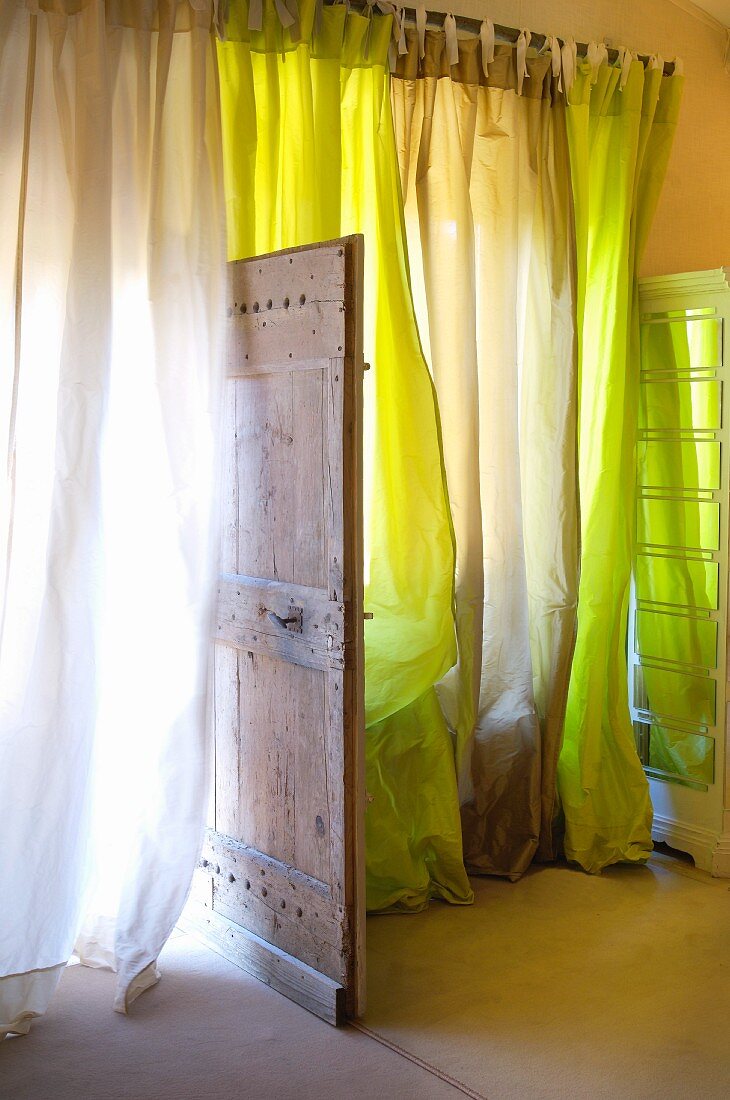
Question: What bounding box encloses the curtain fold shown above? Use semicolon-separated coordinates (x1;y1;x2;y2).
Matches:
392;33;579;877
217;0;472;911
558;58;684;871
0;0;225;1036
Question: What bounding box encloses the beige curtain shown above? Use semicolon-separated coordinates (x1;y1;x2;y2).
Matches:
392;33;578;877
1;0;224;1035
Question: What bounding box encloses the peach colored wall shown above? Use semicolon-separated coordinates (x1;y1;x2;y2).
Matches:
424;0;730;276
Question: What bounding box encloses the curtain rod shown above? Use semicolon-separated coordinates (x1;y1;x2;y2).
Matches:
324;1;678;76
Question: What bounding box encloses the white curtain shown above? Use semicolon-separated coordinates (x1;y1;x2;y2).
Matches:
392;35;579;877
0;0;225;1035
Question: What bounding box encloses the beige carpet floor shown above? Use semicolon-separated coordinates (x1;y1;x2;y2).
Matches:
0;932;459;1100
365;851;730;1099
2;850;728;1100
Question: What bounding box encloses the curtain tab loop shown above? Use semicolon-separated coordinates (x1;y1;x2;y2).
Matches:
395;6;408;55
648;53;665;71
561;36;577;94
388;39;396;70
398;18;408;56
416;4;427;60
542;34;562;90
551;36;563;90
516;28;531;95
618;46;633;89
285;0;302;40
273;0;297;30
547;34;562;89
586;40;605;84
386;5;406;71
212;0;229;39
248;0;263;32
444;13;459;68
673;56;684;76
363;0;375;58
480;18;495;78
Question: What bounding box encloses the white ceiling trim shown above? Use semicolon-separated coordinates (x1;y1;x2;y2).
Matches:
667;0;730;33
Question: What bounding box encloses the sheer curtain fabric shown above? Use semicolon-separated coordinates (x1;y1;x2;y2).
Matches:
393;34;579;877
0;0;225;1035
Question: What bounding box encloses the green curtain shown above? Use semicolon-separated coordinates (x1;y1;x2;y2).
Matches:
558;58;684;871
217;0;472;911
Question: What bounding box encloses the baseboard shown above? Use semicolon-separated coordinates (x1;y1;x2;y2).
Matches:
652;813;730;877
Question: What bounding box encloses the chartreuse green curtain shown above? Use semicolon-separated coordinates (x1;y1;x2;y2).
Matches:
217;0;472;910
558;58;684;870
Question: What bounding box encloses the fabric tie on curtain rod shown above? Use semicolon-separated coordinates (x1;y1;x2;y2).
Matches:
241;0;681;86
241;0;684;85
381;4;683;79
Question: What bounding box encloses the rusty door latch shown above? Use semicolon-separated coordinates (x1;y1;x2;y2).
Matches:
266;606;303;634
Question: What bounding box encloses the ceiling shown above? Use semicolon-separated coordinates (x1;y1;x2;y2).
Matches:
684;0;730;28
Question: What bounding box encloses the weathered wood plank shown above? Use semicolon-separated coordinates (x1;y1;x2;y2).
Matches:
218;575;343;632
295;368;328;587
180;898;346;1026
203;830;331;897
222;650;333;884
212;881;344;983
235;372;296;585
326;360;346;604
325;668;347;910
230;650;297;869
227;301;346;373
215;628;345;673
215;574;344;652
198;828;348;984
229;356;329;379
219;378;239;574
234;370;328;591
228;240;349;311
213;645;241;840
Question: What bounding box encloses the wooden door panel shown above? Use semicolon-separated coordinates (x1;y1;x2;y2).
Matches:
215;650;331;883
234;369;328;589
185;238;365;1025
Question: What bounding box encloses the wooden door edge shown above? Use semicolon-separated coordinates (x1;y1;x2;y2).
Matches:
228;235;364;268
344;233;366;1019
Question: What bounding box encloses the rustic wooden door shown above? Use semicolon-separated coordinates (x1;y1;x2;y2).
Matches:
185;238;366;1025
